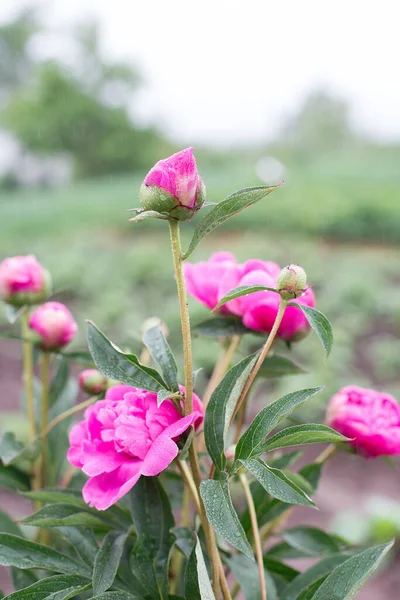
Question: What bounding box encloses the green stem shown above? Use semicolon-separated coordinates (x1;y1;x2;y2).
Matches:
231;296;287;425
21;310;36;441
169;220;193;416
239;472;267;600
40;396;97;438
39;352;51;489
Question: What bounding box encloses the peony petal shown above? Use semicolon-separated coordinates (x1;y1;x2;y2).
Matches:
105;384;137;401
83;460;142;510
81;440;126;477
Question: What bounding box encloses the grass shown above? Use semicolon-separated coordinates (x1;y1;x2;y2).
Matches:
1;150;400;423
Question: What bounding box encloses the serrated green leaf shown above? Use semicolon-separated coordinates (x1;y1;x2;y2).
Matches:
262;424;348;453
307;541;393;600
0;463;30;491
240;459;314;507
288;304;333;356
21;503;114;530
3;574;91;600
184;534;215;600
235;387;324;461
281;553;353;600
57;526;98;566
282;527;346;556
129;477;175;600
200;473;253;559
0;534;90;576
225;554;278;600
87;322;168;392
205;352;259;472
214;285;277;311
143;325;179;392
193;316;251;338
183;185;282;259
93;531;128;595
257;355;306;378
0;432;42;466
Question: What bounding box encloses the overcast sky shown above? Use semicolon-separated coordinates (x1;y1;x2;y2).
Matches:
1;0;399;146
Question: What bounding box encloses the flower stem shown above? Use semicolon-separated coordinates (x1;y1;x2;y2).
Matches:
40;396;97;438
315;443;337;464
39;352;51;489
21;310;36;441
231;296;287;425
239;472;266;600
169;219;193;416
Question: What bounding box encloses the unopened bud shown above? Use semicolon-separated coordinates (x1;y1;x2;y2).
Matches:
29;302;77;351
0;255;52;307
276;264;307;300
225;444;236;467
79;369;108;395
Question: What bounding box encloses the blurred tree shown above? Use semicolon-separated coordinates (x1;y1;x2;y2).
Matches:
0;18;170;178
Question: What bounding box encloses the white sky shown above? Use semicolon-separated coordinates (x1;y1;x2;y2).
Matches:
1;0;400;146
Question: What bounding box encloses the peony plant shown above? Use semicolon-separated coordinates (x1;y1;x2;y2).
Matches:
0;147;397;600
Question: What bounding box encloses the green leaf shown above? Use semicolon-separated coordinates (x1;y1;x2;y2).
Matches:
172;527;196;559
262;424;348;453
23;489;89;507
90;593;144;600
183;185;282;259
21;503;114;530
239;459;314;507
143;325;179;392
3;574;91;600
214;285;277;311
87;321;168;392
257;355;306;378
282;527;346;556
57;526;99;566
0;463;30;491
0;534;90;576
5;305;26;324
288;304;333;357
10;569;38;592
200;473;253;559
129;476;175;600
225;554;277;600
235;387;324;461
0;510;22;537
49;358;70;407
296;577;328;600
281;553;352;600
205;352;259;471
184;534;215;600
298;463;323;492
306;541;394;600
129;210;169;222
193;316;251;338
157;390;182;408
93;531;128;595
0;432;42;466
263;558;299;584
60;350;95;367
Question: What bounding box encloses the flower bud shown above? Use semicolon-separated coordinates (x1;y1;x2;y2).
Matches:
225;444;236;464
276;264;307;300
0;255;52;307
141;317;169;339
29;302;77;351
79;369;108;395
139;148;205;221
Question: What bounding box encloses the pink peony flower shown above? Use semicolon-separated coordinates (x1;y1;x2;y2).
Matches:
139;148;205;220
183;252;237;314
0;255;51;306
326;385;400;457
79;369;108;395
184;254;315;341
29;301;77;350
67;384;203;510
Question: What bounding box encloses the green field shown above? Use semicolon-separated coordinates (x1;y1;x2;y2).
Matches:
1;152;400;421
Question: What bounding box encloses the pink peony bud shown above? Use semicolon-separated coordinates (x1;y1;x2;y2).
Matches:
79;369;108;395
276;264;307;300
67;384;204;510
140;148;205;220
0;255;52;306
326;385;400;457
29;301;78;351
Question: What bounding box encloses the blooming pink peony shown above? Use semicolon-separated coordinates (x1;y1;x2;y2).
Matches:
79;369;108;395
0;255;51;306
29;301;77;350
184;253;315;340
183;252;237;314
326;385;400;457
139;148;205;220
67;384;203;510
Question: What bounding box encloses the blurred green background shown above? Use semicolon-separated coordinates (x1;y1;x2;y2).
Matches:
1;5;400;414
